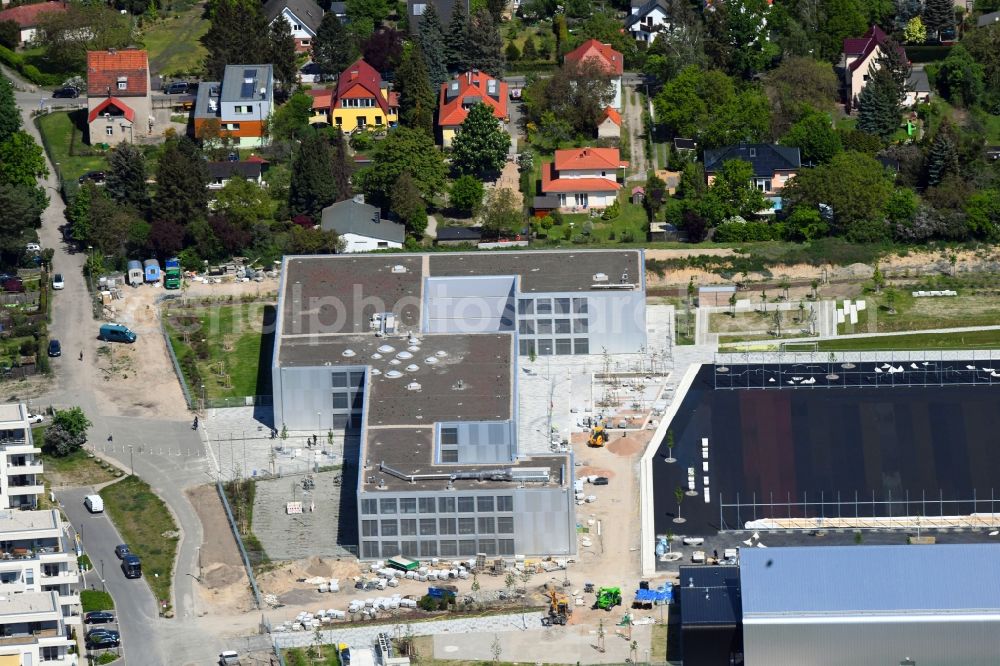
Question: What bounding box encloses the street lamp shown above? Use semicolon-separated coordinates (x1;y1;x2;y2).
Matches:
100;559;105;592
128;444;134;476
201;384;206;412
87;245;94;295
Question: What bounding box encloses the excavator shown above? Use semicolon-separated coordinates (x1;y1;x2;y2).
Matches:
587;422;609;448
541;584;572;626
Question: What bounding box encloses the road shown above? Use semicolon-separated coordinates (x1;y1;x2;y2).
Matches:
4;65;226;665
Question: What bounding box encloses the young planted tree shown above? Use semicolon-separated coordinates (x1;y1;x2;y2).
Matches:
760;289;767;313
673;485;686;523
664;429;676;463
872;264;885;293
772;308;783;337
729;293;737;317
811;278;819;300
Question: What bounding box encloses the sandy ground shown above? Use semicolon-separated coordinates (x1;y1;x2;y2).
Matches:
187;485;253;613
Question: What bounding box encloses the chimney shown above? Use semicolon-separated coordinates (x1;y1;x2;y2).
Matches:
350;69;358;80
466;71;471;86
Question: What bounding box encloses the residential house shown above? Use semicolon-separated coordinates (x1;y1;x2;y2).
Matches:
673;137;698;155
85;49;152;145
564;39;623;110
406;0;469;34
625;0;670;43
841;25;908;111
0;1;65;45
0;404;44;510
305;87;333;124
325;59;398;134
540;147;628;211
194;64;274;148
264;0;323;53
438;70;509;148
207;161;265;190
319;197;405;252
904;69;932;107
329;1;346;20
597;107;621;139
703;143;800;212
978;10;1000;27
435;226;482;246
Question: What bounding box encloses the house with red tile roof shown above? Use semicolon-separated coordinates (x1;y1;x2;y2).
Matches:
0;1;66;45
315;59;398;133
841;25;908;111
539;147;628;211
597;107;621;139
438;70;508;148
564;39;623;110
86;49;151;145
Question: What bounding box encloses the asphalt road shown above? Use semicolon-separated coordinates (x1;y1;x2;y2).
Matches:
58;488;158;665
4;64;226;665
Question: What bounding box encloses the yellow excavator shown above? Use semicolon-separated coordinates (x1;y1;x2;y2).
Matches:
587;422;609;448
542;584;571;626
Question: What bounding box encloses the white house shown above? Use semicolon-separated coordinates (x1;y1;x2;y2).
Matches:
320;197;406;252
207;160;266;190
0;404;44;511
564;40;623;111
263;0;324;52
597;107;621;139
541;147;628;211
626;0;670;43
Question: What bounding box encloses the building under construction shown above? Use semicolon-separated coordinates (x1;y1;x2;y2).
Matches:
271;251;647;559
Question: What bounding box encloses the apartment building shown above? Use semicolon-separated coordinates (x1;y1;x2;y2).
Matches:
0;591;77;665
0;405;44;511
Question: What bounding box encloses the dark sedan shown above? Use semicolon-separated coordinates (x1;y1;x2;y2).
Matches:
86;629;121;648
52;87;80;98
47;339;61;357
84;611;115;624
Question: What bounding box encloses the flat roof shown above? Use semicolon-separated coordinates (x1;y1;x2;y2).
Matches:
679;565;742;626
364;427;567;492
0;509;59;534
0;404;24;423
0;591;58;617
428;250;642;293
740;544;1000;618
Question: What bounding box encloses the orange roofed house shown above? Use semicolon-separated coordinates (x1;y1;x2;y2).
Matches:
86;49;152;145
539;147;628;212
564;39;623;110
438;70;508;148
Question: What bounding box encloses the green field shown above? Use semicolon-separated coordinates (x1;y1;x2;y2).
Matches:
837;287;1000;335
164;302;273;401
143;5;210;77
39;446;118;487
80;589;115;613
34;110;107;186
816;328;1000;351
99;476;179;611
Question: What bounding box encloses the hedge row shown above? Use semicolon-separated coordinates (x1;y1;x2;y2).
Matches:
0;45;62;87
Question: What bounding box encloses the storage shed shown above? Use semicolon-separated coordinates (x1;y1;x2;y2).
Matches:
127;260;144;286
143;259;161;283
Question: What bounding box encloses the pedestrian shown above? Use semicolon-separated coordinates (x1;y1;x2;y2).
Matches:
79;351;83;361
107;434;113;443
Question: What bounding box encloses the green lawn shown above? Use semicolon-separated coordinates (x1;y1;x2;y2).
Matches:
99;476;179;611
34;110;108;186
535;197;648;245
164;303;273;401
80;589;114;613
837;287;1000;335
282;647;340;666
142;5;210;77
40;447;118;487
816;328;1000;352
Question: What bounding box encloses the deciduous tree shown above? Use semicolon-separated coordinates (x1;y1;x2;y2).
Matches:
903;16;927;43
37;4;132;71
449;174;484;215
480;188;522;238
0;76;20;144
42;407;91;457
390;171;428;237
346;0;390;27
705;159;770;220
269;91;314;141
0;20;18;50
450;102;510;179
935;44;985;108
0;132;47;188
782;151;894;232
0;183;45;264
781;109;842;164
525;58;615;136
214;177;271;227
362;27;405;74
355;127;446;206
764;56;839;136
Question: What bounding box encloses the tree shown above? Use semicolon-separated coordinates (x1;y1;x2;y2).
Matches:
0;76;20;144
522;37;538;61
152;136;209;225
355;127;447;207
903;16;927;44
706;159;770;219
0;20;18;50
0;132;48;188
963;23;1000;113
269;91;314;141
505;41;521;63
964;189;1000;241
66;183;93;243
812;0;868;63
362;28;405;74
0;183;45;264
781;109;842;164
450;174;484;214
935;45;985;108
36;4;132;71
150;218;186;255
467;8;505;75
202;0;269;80
214;177;271;227
395;44;437;135
673;485;685;523
856;63;901;141
390;171;428;237
784;207;829;241
105;143;148;210
88;190;139;255
764;56;839;136
925;122;960;186
451;103;511;179
446;1;470;71
289;132;345;220
872;263;885;292
480;188;522;238
772;308;783;336
416;4;449;88
524;57;615;136
783;151;894;232
266;15;299;90
346;0;390;26
314;13;355;78
718;0;778;77
922;0;954;39
42;407;92;457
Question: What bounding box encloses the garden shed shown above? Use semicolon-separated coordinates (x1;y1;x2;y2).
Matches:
127;260;144;286
143;259;161;283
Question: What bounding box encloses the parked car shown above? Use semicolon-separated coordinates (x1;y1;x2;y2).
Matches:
47;339;61;357
593;477;609;486
114;544;130;559
52;86;80;98
84;494;104;513
86;629;121;648
52;273;64;290
25;243;41;252
98;323;137;343
219;651;242;666
26;413;43;424
84;611;115;624
78;171;106;184
166;80;191;94
121;554;142;579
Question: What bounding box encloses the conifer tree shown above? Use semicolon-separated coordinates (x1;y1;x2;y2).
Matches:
417;3;448;87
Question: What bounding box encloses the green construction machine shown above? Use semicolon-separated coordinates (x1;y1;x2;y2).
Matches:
595;587;622;611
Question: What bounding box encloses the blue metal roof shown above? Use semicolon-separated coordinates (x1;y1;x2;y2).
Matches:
740;544;1000;617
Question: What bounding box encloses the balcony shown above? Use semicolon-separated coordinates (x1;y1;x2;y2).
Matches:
1;443;40;455
0;626;59;646
57;593;80;607
7;463;43;475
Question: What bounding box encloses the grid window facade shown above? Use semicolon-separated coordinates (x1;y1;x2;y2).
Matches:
420;518;436;535
439;518;457;534
458;517;476;534
458;497;475;512
515;295;593;356
381;519;398;536
497;516;514;533
400;519;417;536
400;498;417;514
438;497;455;513
497;495;513;511
419;498;436;513
380;498;396;514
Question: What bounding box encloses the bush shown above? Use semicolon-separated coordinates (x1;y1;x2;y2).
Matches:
600;199;620;221
449;174;484;215
713;220;781;242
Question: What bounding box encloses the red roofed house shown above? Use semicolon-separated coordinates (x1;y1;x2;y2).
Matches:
305;87;333;125
540;147;628;211
597;107;621;139
0;1;66;45
86;49;151;145
841;25;908;111
438;70;509;148
564;39;623;110
323;59;398;134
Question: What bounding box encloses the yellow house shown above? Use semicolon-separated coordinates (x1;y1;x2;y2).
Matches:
329;59;398;133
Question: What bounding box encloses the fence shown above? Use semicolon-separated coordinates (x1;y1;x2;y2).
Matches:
215;480;262;609
161;316;194;410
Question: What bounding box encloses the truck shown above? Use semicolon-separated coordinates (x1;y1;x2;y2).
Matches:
164;257;182;290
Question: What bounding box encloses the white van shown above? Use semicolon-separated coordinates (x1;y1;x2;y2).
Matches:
84;495;104;513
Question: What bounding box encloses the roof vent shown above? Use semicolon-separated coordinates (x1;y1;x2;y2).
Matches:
391;265;407;274
406;364;419;372
425;357;439;365
370;368;382;376
371;353;383;360
378;345;396;353
389;358;401;366
621;270;629;283
435;350;448;357
341;349;356;357
406;382;422;391
593;272;608;282
453;379;465;391
386;370;402;379
396;351;413;360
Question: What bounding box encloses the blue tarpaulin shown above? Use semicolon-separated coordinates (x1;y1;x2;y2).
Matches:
635;584;673;604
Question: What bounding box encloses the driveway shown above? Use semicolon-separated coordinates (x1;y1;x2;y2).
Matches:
5;64;228;665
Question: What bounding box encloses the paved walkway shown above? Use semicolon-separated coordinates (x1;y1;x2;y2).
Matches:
695;299;838;346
